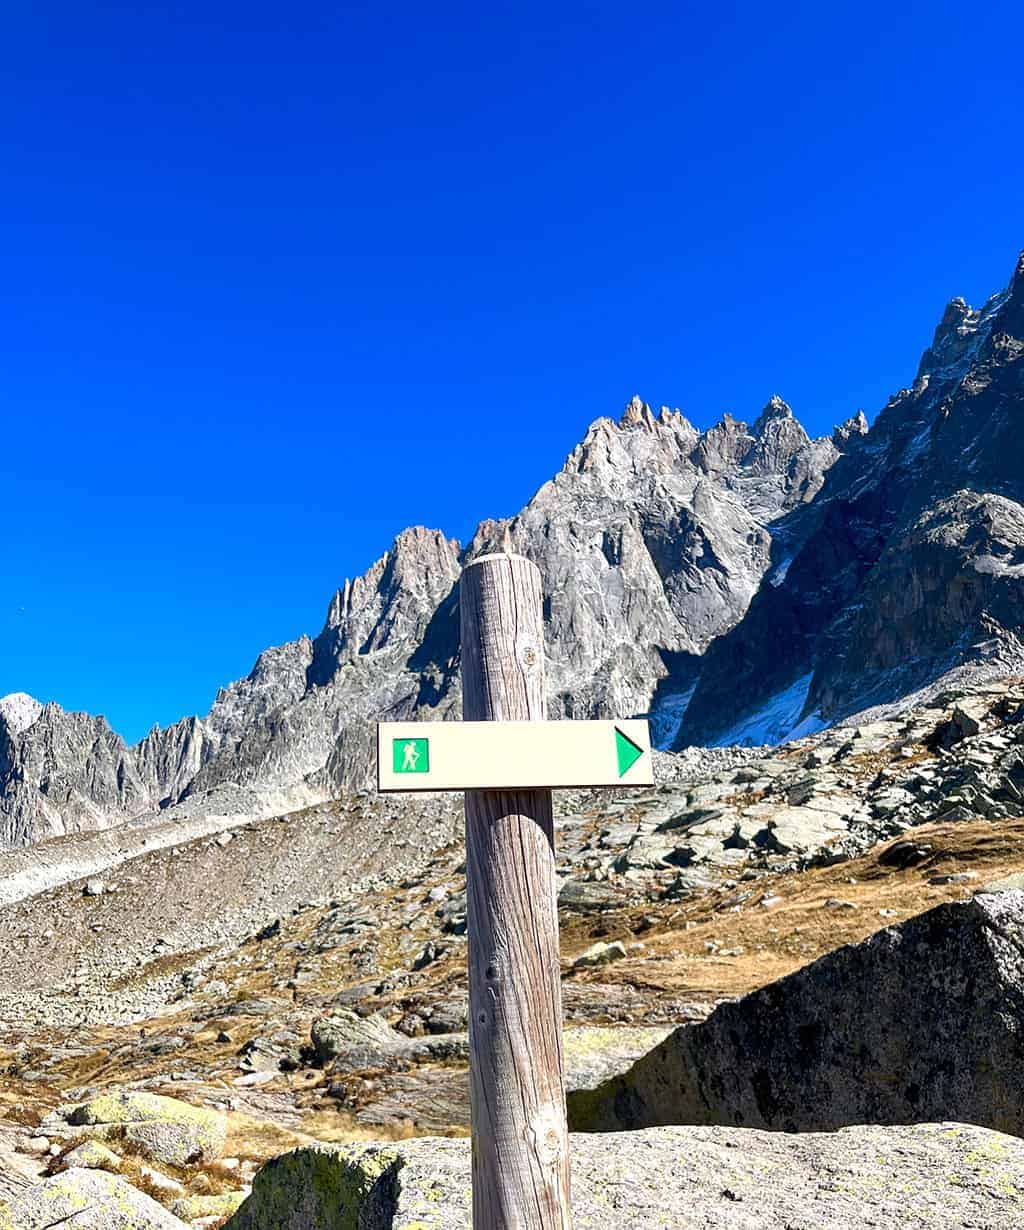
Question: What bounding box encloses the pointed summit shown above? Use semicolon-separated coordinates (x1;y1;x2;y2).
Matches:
916;298;974;379
833;410;869;447
619;395;657;431
753;395;794;435
0;692;43;736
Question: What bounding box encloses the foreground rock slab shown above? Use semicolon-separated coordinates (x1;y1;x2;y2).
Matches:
0;1167;189;1229
570;890;1024;1135
42;1089;228;1167
224;1122;1024;1229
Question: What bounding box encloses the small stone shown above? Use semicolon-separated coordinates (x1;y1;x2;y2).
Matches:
413;941;445;971
255;918;282;941
396;1013;427;1038
233;1071;276;1087
573;941;628;969
83;878;106;897
139;1164;186;1198
878;841;932;869
53;1140;122;1174
172;1192;247;1221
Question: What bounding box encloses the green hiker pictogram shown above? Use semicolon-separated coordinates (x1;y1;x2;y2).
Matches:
615;727;644;777
394;737;430;774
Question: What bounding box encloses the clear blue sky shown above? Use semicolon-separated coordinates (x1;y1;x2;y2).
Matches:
2;1;1022;742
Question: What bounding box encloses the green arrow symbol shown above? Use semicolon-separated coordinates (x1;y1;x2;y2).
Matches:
615;727;644;777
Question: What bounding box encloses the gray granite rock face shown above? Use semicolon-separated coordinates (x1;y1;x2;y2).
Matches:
681;250;1024;746
222;1122;1024;1229
0;1167;189;1229
1;397;838;846
569;891;1024;1137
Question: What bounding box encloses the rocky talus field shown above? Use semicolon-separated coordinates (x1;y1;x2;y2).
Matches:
2;678;1024;1226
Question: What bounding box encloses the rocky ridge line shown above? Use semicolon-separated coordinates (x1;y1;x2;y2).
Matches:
1;394;841;847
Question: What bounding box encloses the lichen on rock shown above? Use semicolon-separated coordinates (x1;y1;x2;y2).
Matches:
223;1123;1024;1229
48;1089;227;1167
0;1167;189;1229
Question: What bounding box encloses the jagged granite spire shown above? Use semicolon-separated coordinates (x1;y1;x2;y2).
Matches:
752;394;794;432
833;410;869;446
0;392;836;845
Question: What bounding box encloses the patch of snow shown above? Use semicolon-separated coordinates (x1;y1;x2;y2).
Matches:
710;672;828;747
768;554;794;587
787;708;829;740
648;683;697;750
977;286;1011;326
0;692;43;735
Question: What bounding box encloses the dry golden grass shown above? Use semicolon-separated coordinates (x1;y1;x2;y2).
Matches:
221;1111;311;1161
298;1106;426;1143
562;814;1024;1002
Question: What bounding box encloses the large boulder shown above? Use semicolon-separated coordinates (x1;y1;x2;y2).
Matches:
0;1121;42;1199
43;1089;227;1167
223;1122;1024;1229
349;1025;673;1134
569;890;1024;1135
310;1009;404;1066
0;1168;188;1229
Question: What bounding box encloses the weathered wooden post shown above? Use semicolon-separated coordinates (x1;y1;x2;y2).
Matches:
378;555;653;1227
459;553;573;1230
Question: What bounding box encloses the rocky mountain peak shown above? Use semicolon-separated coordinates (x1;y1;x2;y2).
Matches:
832;410;870;446
749;396;810;462
690;413;753;474
753;395;794;433
564;400;700;479
915;257;1020;385
0;693;43;736
1002;248;1024;333
915;297;976;380
620;394;657;430
308;527;461;689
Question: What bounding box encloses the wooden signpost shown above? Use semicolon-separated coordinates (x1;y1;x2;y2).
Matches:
377;553;653;1230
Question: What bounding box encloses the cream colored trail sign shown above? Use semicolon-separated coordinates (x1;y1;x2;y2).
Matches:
376;718;653;793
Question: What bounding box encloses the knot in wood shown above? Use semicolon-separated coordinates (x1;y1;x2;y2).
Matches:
518;637;542;672
527;1103;566;1168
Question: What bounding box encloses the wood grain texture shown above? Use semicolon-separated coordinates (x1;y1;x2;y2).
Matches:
460;553;573;1230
